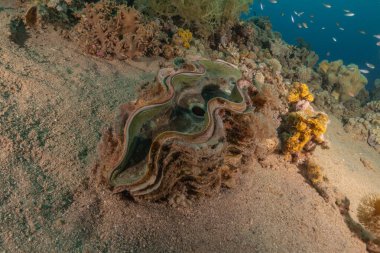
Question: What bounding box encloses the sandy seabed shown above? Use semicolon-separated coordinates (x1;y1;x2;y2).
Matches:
0;9;379;253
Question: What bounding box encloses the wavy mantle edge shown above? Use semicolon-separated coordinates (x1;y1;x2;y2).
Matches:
104;59;256;198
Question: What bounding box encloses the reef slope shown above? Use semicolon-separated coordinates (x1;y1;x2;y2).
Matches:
0;9;369;253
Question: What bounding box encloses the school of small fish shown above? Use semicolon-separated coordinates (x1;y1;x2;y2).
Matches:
257;0;379;74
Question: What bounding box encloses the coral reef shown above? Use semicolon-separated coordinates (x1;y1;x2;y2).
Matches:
134;0;253;38
344;100;380;153
357;193;380;239
97;59;279;201
280;83;329;160
296;65;313;84
318;60;368;102
71;1;166;59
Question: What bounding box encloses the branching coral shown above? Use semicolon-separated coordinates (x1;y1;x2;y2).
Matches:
357;193;380;238
72;1;166;59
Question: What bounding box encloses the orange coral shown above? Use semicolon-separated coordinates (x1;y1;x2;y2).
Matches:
283;111;328;155
174;28;193;49
287;82;314;103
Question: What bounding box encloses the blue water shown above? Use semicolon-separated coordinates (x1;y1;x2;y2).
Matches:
243;0;380;90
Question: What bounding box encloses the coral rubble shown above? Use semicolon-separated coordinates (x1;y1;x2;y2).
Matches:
97;59;278;201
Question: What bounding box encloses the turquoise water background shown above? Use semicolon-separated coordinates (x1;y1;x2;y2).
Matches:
244;0;380;90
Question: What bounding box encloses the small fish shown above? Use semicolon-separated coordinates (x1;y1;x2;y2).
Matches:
302;22;308;29
281;12;285;17
260;2;264;10
310;14;315;18
336;22;340;27
348;66;356;71
345;12;355;17
326;52;330;57
339;27;345;31
310;20;314;24
332;37;337;42
298;12;304;17
343;9;350;13
321;27;326;30
269;0;278;4
366;63;375;69
358;30;366;35
359;69;369;74
297;23;302;29
323;3;332;8
377;41;380;46
374;34;380;39
291;15;295;23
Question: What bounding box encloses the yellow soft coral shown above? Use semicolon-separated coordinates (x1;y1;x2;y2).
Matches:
284;111;328;155
177;28;192;49
287;82;314;103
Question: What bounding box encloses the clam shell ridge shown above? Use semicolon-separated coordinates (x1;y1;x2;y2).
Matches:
104;60;254;200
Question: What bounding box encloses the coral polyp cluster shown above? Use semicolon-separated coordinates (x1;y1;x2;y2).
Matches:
175;28;193;49
287;82;314;103
98;59;277;201
357;194;380;238
283;111;328;155
281;83;329;159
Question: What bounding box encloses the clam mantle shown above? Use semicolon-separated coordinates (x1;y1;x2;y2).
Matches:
99;60;257;200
